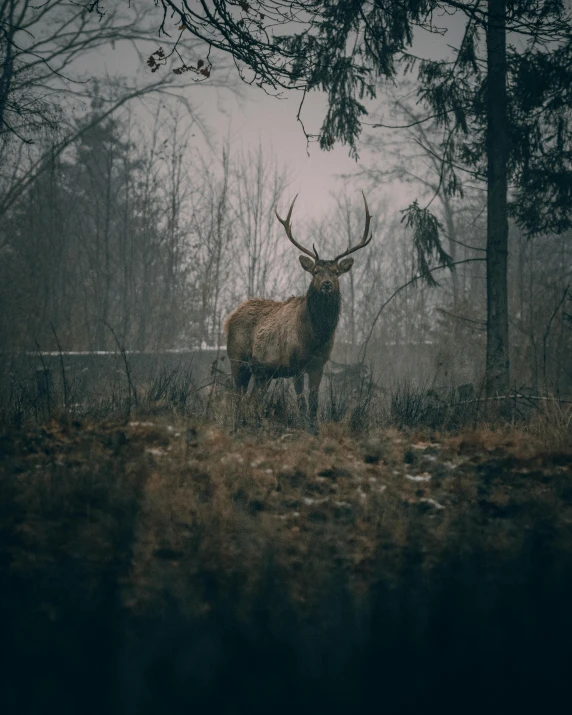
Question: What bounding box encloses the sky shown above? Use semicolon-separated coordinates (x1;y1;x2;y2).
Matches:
88;40;366;221
76;2;468;224
187;81;364;218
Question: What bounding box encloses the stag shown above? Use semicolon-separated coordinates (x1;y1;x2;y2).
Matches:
225;193;373;426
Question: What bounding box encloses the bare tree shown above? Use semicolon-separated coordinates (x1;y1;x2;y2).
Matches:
189;143;233;348
231;144;290;300
0;1;155;145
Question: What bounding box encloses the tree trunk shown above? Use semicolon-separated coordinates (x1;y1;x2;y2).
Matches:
485;0;510;395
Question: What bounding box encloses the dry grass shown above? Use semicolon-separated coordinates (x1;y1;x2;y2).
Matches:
2;415;571;609
526;397;572;450
1;406;571;714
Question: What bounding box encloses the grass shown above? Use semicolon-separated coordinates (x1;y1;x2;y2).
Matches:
1;407;571;713
5;357;572;436
1;364;572;713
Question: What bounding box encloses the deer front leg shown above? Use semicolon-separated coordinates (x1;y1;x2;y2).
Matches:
252;373;272;417
307;367;323;429
230;361;252;431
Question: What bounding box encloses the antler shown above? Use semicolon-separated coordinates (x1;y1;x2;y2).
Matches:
333;192;373;263
275;194;319;260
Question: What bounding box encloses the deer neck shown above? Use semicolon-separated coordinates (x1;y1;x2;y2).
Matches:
305;285;341;343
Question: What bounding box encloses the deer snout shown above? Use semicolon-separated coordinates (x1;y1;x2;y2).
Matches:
321;279;333;293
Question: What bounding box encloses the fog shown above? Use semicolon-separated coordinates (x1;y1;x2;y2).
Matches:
1;0;571;421
2;6;572;714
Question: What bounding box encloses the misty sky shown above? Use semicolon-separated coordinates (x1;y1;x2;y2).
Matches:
78;3;467;223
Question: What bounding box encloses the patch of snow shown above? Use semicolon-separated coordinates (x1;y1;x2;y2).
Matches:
303;497;329;505
411;442;441;450
419;497;445;510
405;473;432;482
274;511;300;520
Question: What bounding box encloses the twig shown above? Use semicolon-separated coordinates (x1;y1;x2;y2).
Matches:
454;393;572;407
436;307;486;327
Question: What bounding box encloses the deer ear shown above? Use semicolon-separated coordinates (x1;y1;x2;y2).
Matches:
337;257;354;274
299;255;315;272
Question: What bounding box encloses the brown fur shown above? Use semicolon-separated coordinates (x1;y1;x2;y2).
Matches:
225;258;352;423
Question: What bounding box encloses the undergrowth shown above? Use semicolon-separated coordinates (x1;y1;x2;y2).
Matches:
1;415;571;714
1;360;571;714
3;360;572;446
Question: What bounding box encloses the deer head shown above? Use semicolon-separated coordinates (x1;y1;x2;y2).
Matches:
275;192;373;295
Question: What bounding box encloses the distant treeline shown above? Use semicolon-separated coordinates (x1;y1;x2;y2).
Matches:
1;104;571;393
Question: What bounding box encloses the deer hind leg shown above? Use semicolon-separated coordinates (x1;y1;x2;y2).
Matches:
251;373;272;421
230;360;252;429
231;360;252;395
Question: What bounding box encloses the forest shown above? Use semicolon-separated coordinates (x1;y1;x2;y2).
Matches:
1;2;571;714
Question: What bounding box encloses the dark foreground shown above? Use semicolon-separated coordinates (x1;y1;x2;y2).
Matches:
1;417;571;714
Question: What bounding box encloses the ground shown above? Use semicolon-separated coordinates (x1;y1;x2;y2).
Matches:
1;416;571;713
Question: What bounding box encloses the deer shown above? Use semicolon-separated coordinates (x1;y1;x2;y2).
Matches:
224;192;373;427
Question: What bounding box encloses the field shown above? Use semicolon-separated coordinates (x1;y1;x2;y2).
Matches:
4;0;572;712
1;399;572;714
